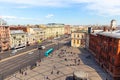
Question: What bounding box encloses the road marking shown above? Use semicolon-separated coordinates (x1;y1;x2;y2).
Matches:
0;38;70;63
0;43;55;63
0;49;37;63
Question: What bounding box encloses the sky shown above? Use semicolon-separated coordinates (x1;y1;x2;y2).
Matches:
0;0;120;25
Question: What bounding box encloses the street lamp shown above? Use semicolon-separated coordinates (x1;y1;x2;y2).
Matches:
38;45;41;61
57;40;59;50
0;73;3;80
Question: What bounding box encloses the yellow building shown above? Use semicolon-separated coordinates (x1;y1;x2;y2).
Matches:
71;30;86;47
32;28;45;42
10;30;27;49
44;24;64;39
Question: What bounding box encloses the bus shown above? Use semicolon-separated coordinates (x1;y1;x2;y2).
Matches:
44;48;54;57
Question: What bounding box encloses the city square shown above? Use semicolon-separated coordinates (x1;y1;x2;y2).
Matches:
5;46;111;80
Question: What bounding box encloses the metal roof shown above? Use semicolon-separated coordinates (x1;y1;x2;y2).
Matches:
10;30;25;34
97;30;120;39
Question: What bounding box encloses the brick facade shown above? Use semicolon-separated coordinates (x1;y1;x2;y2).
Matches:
89;32;120;80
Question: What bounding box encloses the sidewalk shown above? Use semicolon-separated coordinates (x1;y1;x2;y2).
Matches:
5;46;111;80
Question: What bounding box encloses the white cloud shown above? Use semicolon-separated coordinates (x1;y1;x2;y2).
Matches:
0;0;120;16
1;16;40;21
45;14;54;18
1;16;17;19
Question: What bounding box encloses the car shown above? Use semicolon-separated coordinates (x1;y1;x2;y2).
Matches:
54;37;57;40
28;52;34;54
41;46;45;49
38;45;45;49
11;50;17;54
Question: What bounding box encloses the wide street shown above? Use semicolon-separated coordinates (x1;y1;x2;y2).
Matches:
0;36;70;80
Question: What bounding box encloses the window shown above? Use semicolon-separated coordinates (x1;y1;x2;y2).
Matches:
109;46;112;52
114;47;117;54
115;39;118;44
77;34;79;38
107;55;110;61
74;40;75;43
111;67;113;73
82;35;83;38
22;35;24;38
74;34;76;38
77;40;79;44
112;57;114;64
13;36;16;39
109;38;112;42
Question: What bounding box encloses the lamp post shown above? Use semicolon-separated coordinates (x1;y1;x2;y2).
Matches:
0;73;3;80
57;40;59;50
38;45;41;61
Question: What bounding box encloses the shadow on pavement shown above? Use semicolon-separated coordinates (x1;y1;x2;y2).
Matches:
78;47;112;80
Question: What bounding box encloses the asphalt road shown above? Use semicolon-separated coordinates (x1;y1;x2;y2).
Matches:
0;40;53;60
0;37;71;79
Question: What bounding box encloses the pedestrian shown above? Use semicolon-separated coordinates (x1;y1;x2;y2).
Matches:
53;65;56;69
51;70;53;74
25;72;27;75
57;71;60;74
21;71;23;75
46;76;49;79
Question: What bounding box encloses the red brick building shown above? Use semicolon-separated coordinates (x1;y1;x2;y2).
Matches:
0;25;10;52
89;30;120;80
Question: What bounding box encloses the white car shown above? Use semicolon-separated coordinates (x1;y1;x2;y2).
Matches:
54;37;57;40
41;46;45;49
28;52;34;54
11;50;17;54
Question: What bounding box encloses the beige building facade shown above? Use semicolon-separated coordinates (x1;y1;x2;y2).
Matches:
71;30;86;47
26;28;36;45
44;25;64;39
32;28;45;42
10;30;27;49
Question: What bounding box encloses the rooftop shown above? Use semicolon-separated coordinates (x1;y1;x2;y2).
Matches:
72;30;87;33
91;30;103;36
32;28;43;31
10;30;25;34
97;30;120;39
